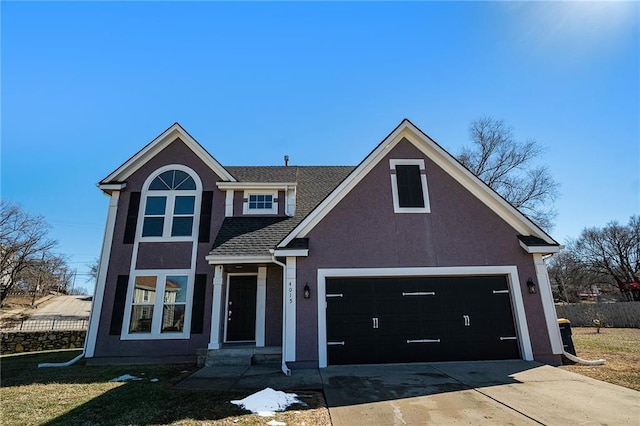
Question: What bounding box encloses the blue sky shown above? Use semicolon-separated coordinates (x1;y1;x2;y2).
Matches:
2;1;638;292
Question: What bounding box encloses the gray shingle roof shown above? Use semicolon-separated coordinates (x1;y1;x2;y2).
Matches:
211;166;354;257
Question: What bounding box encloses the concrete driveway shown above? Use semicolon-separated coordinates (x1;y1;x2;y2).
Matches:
320;360;639;425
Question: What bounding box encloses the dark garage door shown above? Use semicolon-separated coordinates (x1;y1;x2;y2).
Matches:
326;276;520;365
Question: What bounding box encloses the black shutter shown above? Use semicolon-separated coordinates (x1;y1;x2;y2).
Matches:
190;274;207;334
198;191;213;243
109;275;129;335
396;165;425;208
123;192;141;244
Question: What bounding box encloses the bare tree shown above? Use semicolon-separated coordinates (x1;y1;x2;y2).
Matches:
457;117;560;231
548;250;616;303
570;215;640;301
0;201;59;303
87;258;99;283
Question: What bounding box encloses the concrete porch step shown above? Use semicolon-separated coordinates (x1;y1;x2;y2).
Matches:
197;346;282;367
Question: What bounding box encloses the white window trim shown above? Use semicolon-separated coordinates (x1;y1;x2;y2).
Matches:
316;266;533;368
390;159;431;213
243;190;278;215
121;269;194;340
138;164;203;242
224;272;259;343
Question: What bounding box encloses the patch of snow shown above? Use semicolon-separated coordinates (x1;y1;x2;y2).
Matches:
150;378;159;382
267;421;286;426
109;374;142;382
231;387;303;417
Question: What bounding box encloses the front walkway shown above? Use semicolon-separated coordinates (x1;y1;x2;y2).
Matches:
175;364;323;391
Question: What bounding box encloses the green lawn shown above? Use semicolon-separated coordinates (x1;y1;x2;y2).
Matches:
0;350;329;425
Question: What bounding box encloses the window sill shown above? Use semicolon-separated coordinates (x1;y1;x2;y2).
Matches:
120;332;190;341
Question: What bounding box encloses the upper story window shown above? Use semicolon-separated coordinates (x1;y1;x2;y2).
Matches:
140;167;201;239
243;190;278;215
390;159;431;213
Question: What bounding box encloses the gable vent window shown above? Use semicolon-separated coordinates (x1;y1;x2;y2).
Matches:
141;167;201;239
390;159;431;213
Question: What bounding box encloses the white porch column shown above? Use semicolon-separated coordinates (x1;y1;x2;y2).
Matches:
255;266;267;347
85;191;120;357
534;254;564;355
208;265;224;349
284;257;297;362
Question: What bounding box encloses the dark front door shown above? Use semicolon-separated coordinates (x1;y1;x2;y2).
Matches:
326;276;520;365
226;275;257;342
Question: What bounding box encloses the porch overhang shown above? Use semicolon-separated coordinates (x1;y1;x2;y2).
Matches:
205;254;274;265
518;236;561;255
271;248;309;257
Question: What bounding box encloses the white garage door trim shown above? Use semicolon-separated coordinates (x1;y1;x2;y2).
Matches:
317;266;533;368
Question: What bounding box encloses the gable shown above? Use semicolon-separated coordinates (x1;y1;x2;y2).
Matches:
98;123;235;192
278;119;558;248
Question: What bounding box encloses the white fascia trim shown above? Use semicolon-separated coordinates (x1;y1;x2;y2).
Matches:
101;123;236;184
85;190;121;357
519;240;560;254
279;120;556;248
316;266;533;368
278;123;408;248
272;249;309;257
98;183;127;193
217;182;297;190
205;255;274;265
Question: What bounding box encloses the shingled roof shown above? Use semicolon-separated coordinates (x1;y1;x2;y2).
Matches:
210;166;354;257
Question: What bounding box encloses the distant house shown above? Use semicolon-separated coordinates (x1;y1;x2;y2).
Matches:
86;119;563;369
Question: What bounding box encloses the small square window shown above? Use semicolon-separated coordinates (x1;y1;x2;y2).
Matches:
249;194;272;209
244;192;277;215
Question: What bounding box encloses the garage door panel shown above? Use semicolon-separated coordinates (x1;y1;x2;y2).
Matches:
325;275;520;365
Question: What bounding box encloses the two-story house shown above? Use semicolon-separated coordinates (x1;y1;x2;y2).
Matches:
85;119;563;371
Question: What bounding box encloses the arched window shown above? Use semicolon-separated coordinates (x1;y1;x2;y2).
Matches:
141;167;200;238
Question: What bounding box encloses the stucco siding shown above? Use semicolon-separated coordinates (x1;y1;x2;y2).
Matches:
136;242;193;269
265;266;283;346
296;138;555;363
94;138;221;358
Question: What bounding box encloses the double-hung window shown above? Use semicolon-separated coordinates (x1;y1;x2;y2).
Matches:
141;169;198;238
390;159;431;213
127;272;191;338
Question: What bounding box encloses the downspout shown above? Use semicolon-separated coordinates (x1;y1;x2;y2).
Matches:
38;307;89;367
271;251;291;376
